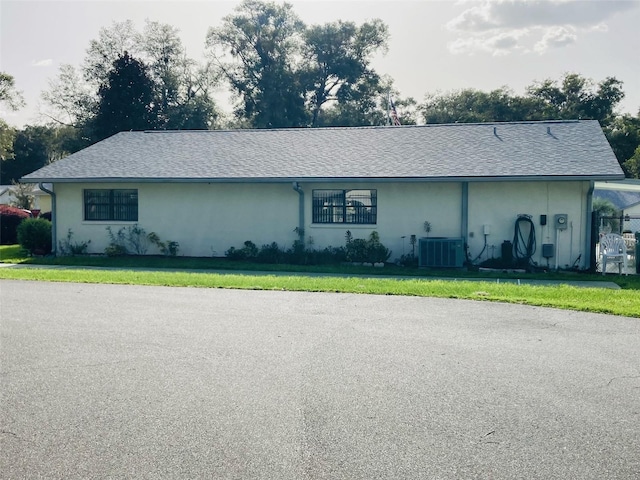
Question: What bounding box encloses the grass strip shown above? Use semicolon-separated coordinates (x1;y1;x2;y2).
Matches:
1;267;638;318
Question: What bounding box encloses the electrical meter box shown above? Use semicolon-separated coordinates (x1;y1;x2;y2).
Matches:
554;214;568;230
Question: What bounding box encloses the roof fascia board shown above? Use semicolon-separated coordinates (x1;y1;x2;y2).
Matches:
22;174;625;184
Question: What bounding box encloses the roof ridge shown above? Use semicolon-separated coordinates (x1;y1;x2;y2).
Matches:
140;119;588;134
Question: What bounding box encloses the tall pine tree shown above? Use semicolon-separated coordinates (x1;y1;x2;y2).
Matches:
92;52;159;141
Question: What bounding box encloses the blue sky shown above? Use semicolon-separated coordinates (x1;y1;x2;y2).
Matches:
1;0;639;127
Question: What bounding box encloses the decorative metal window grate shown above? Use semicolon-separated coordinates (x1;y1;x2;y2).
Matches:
313;189;377;224
84;189;138;221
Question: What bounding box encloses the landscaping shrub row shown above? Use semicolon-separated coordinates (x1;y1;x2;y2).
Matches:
225;231;392;266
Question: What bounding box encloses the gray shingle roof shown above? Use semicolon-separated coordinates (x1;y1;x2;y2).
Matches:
22;120;624;183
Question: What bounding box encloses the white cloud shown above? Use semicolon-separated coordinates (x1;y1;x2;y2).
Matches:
446;3;496;32
488;31;521;50
588;23;609;33
31;59;53;67
446;0;637;55
448;30;527;56
534;26;577;53
448;0;636;32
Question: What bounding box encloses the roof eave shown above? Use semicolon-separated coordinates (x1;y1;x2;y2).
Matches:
20;174;626;184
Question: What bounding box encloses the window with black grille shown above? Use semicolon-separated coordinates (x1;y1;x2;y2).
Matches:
84;189;138;221
312;189;377;224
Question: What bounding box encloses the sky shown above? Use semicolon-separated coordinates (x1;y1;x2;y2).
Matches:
1;0;639;128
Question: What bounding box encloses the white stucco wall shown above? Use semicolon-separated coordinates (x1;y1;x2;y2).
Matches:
303;181;462;261
54;182;299;257
467;181;591;269
52;179;591;268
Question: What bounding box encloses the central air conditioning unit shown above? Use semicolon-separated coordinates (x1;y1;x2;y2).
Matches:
419;237;464;268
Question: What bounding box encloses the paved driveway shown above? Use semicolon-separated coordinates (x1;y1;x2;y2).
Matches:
1;280;639;479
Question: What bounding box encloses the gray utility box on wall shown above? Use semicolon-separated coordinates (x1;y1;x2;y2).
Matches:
419;237;464;268
554;214;568;230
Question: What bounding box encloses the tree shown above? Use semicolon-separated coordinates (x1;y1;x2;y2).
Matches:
84;20;142;88
420;74;626;126
0;125;70;183
207;0;308;128
41;64;97;127
9;180;34;210
623;145;640;179
42;20;218;134
603;112;640;178
91;52;159;141
302;19;388;127
419;87;549;124
526;73;624;124
0;72;25;161
0;72;25;111
0;120;15;161
316;76;416;127
141;20;218;129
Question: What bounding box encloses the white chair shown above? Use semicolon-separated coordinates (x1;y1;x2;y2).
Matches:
623;233;636;263
600;233;628;275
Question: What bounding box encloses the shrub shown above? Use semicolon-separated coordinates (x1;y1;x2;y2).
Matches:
148;232;180;256
58;229;91;256
257;242;284;263
225;241;258;260
105;226;128;256
346;238;369;262
105;244;128;257
0;205;30;245
365;231;391;264
105;226;179;257
287;239;308;264
125;224;152;255
17;218;52;255
306;245;347;265
396;253;418;267
106;224;151;255
345;230;391;264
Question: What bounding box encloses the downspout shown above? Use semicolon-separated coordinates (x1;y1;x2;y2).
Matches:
292;182;304;240
39;183;56;255
585;180;595;272
461;182;469;261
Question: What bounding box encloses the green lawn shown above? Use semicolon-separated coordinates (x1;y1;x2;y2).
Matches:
2;245;639;318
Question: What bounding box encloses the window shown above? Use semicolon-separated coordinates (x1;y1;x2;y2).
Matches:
313;189;377;224
84;189;138;221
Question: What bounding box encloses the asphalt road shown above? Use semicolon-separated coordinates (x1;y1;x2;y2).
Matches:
1;280;639;479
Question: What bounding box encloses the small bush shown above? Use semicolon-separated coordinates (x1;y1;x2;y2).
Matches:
17;218;52;255
305;246;347;265
365;231;391;264
223;233;386;266
257;242;284;264
396;254;418;267
105;244;128;257
126;224;152;255
345;231;391;264
346;238;369;262
106;224;152;255
148;232;180;256
105;226;128;255
226;240;259;260
58;229;91;256
0;205;30;245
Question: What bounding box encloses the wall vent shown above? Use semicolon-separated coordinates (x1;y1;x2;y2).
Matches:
419;237;464;268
